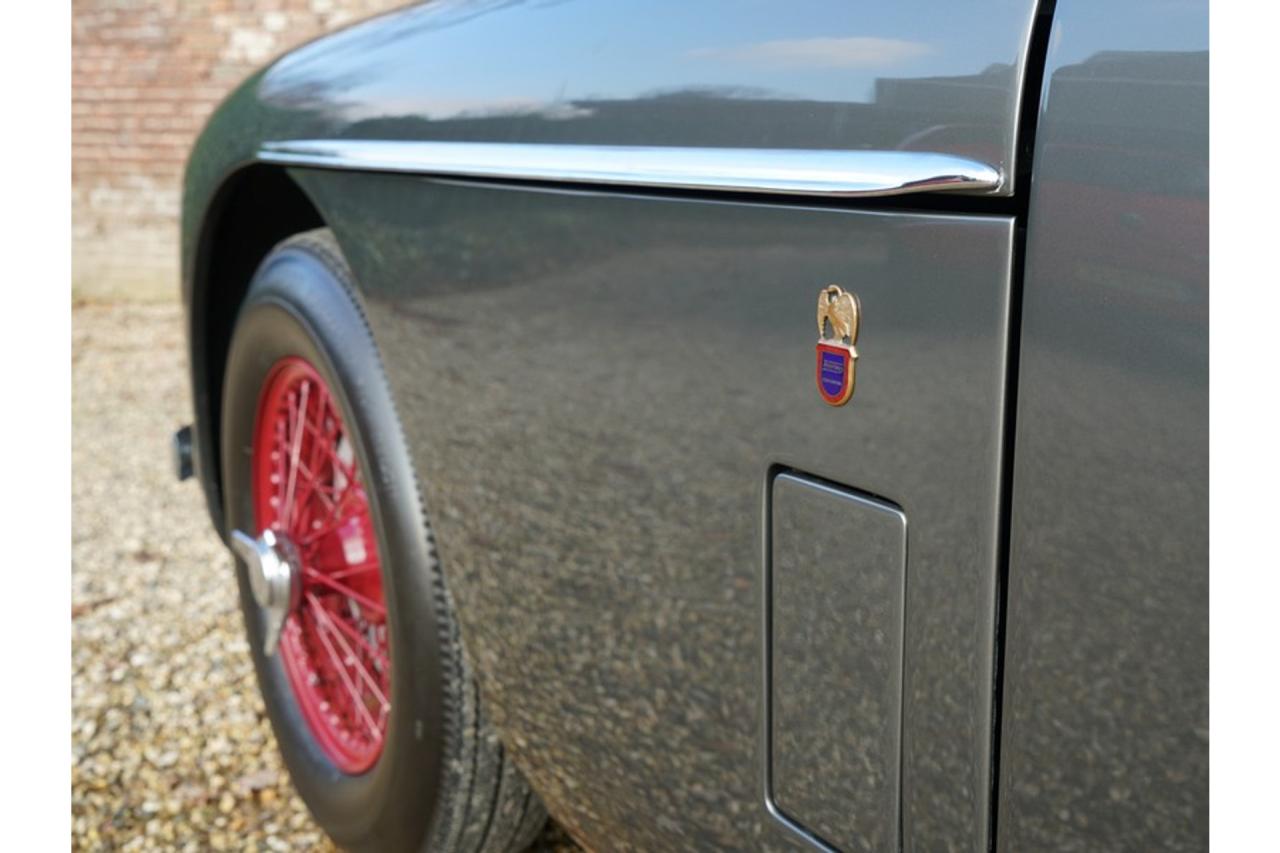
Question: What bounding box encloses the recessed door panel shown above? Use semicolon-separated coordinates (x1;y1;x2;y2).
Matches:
769;472;907;851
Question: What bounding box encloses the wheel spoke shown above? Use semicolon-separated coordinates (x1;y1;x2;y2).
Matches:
291;397;330;533
283;380;311;529
297;490;362;548
303;417;358;484
292;460;338;522
328;561;380;582
307;603;383;741
296;386;343;532
319;602;390;671
307;594;390;706
303;568;387;618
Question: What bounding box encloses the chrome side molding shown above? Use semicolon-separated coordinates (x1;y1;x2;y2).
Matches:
260;140;1002;198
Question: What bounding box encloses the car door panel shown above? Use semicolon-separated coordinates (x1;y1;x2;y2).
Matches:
291;169;1014;851
997;1;1209;849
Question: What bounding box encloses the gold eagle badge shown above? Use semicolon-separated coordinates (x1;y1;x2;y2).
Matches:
815;285;860;406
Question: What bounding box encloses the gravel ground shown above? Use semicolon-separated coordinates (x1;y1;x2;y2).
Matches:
71;301;577;852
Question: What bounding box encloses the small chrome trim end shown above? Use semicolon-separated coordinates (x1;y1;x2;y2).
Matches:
259;140;1002;198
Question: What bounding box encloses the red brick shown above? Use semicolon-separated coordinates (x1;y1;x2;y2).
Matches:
73;0;405;300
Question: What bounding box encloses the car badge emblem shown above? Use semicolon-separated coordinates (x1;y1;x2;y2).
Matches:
815;285;861;406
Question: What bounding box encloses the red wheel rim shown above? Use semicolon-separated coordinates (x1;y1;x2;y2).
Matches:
251;356;391;774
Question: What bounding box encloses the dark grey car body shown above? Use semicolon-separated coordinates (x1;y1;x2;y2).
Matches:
180;1;1208;849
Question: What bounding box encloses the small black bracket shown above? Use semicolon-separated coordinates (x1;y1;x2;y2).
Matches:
172;424;194;482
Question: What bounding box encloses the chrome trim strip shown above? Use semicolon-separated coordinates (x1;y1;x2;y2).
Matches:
259;140;1002;198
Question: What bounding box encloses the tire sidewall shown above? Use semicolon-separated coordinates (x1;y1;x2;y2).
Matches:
221;242;449;850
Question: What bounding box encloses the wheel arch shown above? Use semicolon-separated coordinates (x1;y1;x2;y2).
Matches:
187;163;325;537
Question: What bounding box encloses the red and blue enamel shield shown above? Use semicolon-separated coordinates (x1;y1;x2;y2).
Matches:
815;285;861;406
816;342;857;406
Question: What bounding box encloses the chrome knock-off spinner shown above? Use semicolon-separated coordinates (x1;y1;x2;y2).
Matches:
230;528;302;657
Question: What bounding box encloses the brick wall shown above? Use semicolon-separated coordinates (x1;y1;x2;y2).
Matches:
72;0;408;301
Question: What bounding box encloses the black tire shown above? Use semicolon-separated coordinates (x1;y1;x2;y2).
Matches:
220;228;546;853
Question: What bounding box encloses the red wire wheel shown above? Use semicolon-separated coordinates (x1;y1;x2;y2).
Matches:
251;356;390;774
